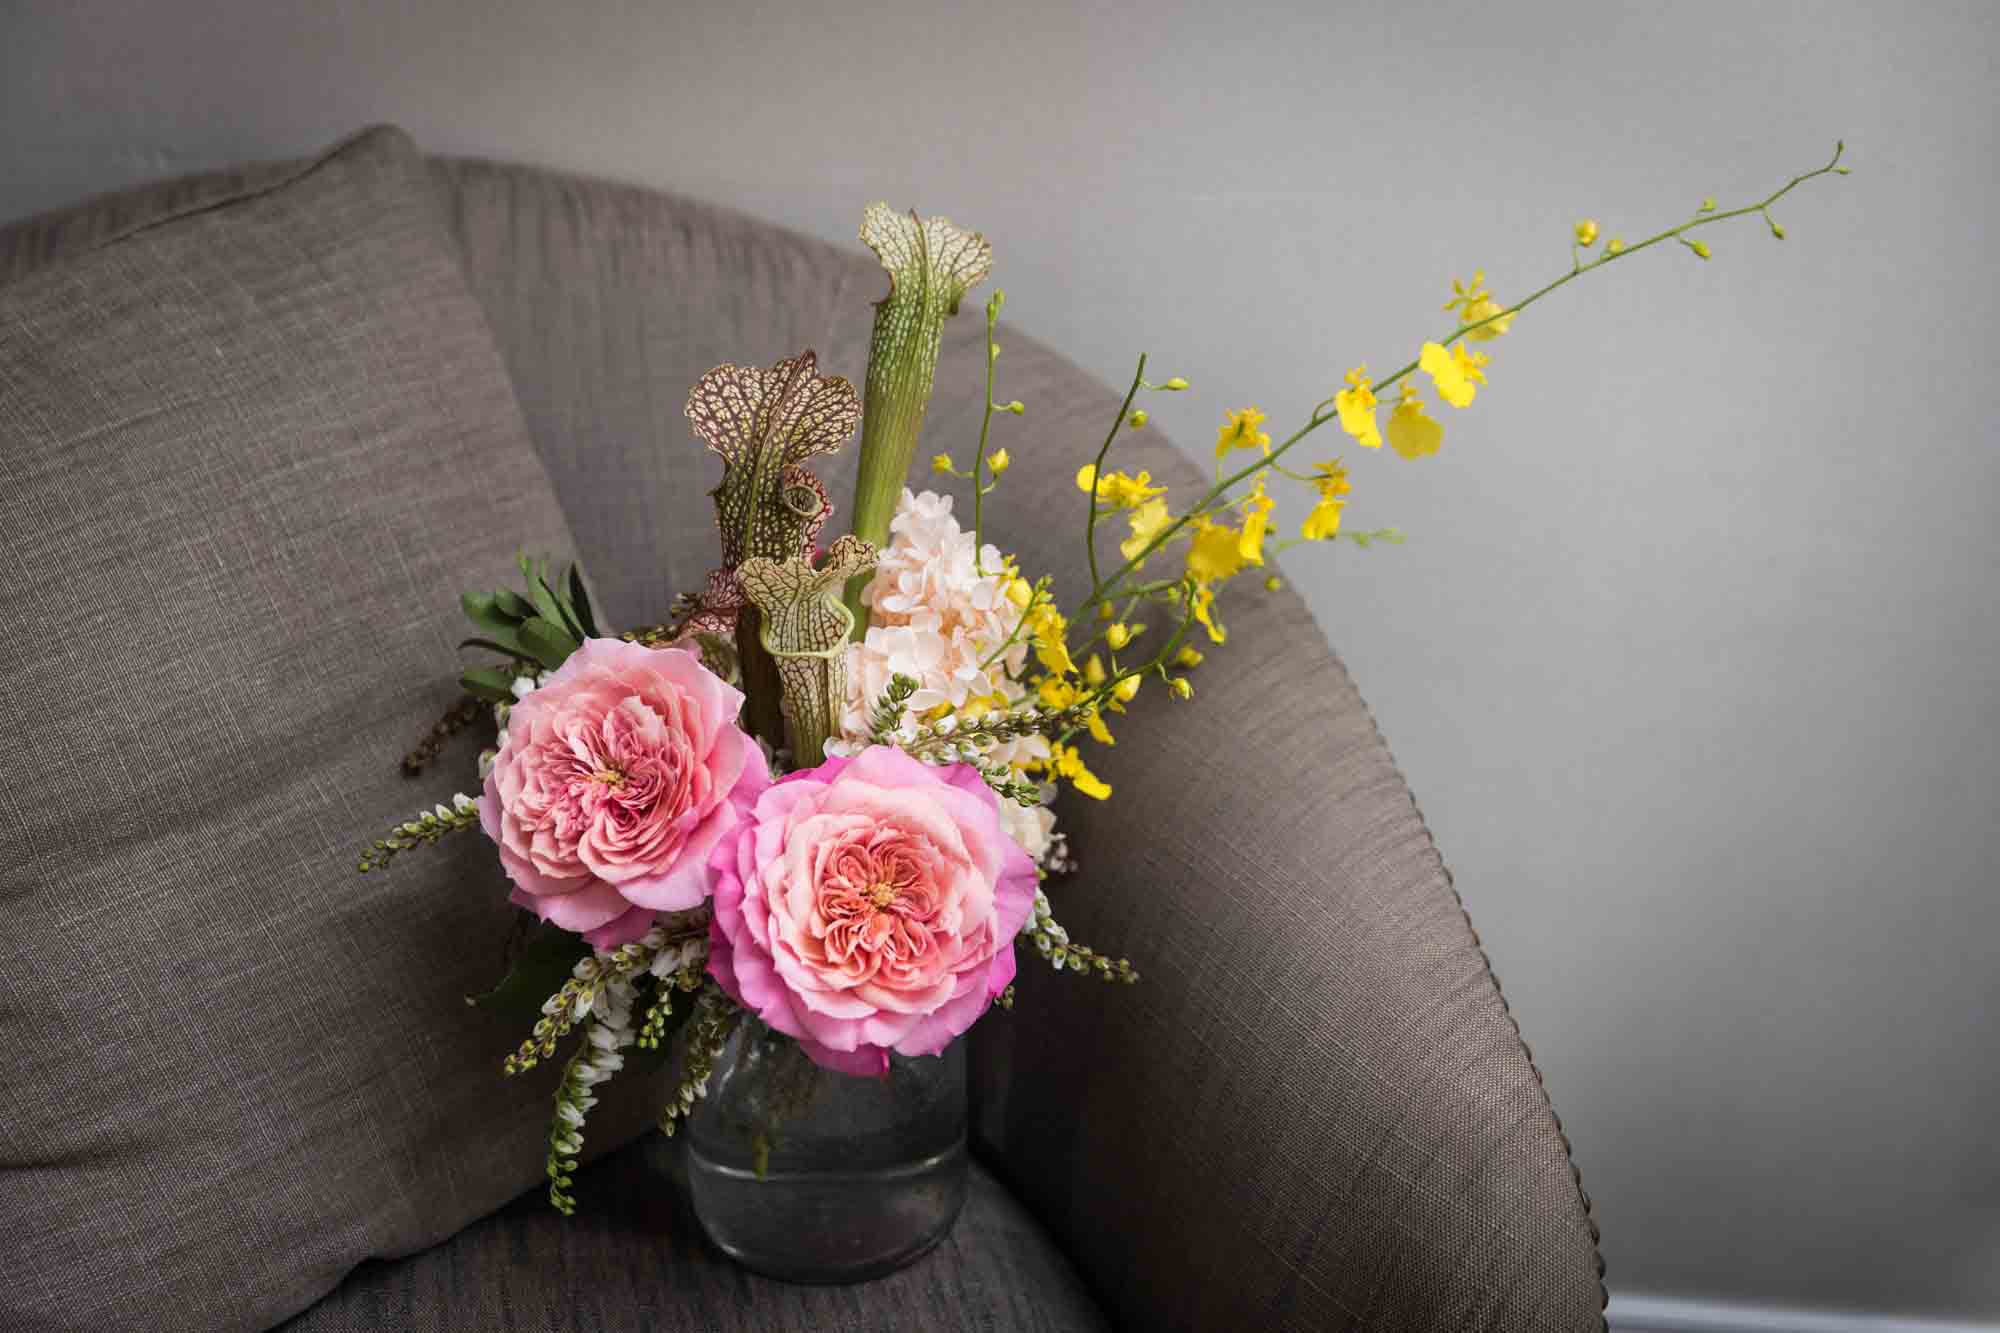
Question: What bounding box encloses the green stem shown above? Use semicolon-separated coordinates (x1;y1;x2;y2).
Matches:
1083;357;1149;593
972;297;1001;570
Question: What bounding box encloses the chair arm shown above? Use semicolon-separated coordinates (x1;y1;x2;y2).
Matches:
938;323;1606;1332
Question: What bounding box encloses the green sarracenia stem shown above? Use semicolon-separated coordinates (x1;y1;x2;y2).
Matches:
844;206;992;635
1074;141;1849;620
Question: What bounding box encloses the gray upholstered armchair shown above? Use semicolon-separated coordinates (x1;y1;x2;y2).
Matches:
0;127;1604;1331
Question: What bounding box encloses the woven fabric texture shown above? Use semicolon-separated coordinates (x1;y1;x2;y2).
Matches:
0;128;661;1332
429;157;1608;1330
281;1136;1105;1332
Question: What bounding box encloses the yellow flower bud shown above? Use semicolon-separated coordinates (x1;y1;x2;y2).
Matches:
1574;218;1599;246
1606;237;1626;254
1005;577;1033;610
1128;409;1148;429
1174;645;1204;668
987;448;1010;475
1169;677;1193;700
989;341;1001;362
1112;675;1141;704
1263;575;1283;592
931;453;955;474
1163;376;1190;390
1084;653;1107;687
1096;602;1115;622
1005;400;1026;416
1106;622;1132;651
1689;239;1712;260
1700;196;1717;213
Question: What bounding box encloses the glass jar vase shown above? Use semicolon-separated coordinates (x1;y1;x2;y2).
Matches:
685;1017;969;1283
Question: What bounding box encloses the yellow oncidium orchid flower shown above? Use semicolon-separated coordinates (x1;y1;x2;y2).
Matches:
1237;480;1275;566
1442;271;1514;342
1419;341;1489;409
1185;515;1248;585
1028;603;1076;676
1120;497;1173;565
1188;582;1227;644
1386;383;1444;459
1084;709;1115;746
1037;675;1077;711
1334;367;1382;449
1302;458;1350;540
1213;406;1271;460
1048;743;1112;799
1076;465;1167;509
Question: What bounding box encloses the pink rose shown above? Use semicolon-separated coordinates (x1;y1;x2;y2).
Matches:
706;746;1038;1076
481;638;768;949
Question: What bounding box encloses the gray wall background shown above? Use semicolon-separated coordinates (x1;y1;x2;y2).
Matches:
6;0;1995;1324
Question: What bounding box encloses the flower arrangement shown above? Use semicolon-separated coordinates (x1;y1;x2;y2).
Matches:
363;144;1848;1215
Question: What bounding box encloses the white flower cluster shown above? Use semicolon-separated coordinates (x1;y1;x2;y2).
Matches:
644;930;708;984
839;489;1059;861
544;961;637;1211
842;490;1039;757
434;792;477;820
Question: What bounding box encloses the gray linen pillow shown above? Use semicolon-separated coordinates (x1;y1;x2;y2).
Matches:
0;127;646;1332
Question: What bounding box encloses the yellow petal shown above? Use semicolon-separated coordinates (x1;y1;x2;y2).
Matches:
1335;387;1382;448
1301;497;1346;540
1085;709;1115;745
1387;405;1444;460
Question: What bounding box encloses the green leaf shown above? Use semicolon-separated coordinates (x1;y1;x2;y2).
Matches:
462;593;530;657
467;922;591;1022
546;564;588;642
518;616;581;670
492;588;536;620
459;637;525;658
567;563;599;638
521;557;570;632
460;666;519;702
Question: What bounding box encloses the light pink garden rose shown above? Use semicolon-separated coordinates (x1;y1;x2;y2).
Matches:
481;638;768;949
706;746;1037;1076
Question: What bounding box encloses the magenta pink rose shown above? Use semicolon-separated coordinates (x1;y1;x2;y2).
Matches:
481;638;768;949
706;745;1038;1076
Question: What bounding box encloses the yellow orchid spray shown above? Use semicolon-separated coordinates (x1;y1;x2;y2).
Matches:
880;141;1853;825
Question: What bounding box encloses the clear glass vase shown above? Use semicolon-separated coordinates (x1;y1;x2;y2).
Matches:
685;1016;969;1283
